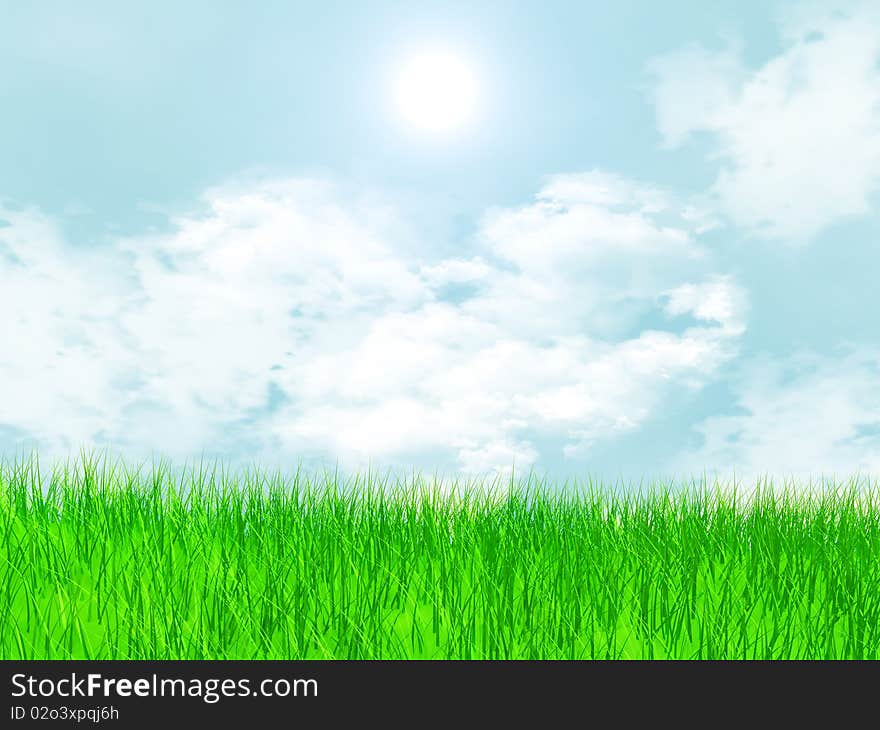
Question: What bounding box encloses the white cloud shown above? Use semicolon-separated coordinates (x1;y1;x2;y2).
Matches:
0;204;136;453
663;276;748;335
677;349;880;483
471;170;709;340
458;440;539;476
419;257;492;287
0;174;746;474
648;2;880;241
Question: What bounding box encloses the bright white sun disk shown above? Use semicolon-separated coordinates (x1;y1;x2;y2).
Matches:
395;53;478;134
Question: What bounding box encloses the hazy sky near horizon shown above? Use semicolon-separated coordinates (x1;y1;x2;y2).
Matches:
2;0;879;481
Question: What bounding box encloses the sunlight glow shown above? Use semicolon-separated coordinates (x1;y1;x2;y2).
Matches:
395;52;478;134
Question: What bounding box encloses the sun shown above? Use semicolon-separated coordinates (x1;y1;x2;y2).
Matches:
395;52;478;134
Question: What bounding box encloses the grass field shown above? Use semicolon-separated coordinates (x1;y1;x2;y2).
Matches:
2;455;879;659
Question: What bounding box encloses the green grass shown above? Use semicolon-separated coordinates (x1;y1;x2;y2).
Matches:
2;454;880;659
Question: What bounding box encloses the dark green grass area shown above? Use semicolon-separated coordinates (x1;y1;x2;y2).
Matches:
2;456;880;659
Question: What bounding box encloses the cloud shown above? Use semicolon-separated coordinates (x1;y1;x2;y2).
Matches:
0;174;745;473
470;170;710;340
0;204;136;454
648;2;880;241
676;348;880;482
267;172;744;470
663;276;747;336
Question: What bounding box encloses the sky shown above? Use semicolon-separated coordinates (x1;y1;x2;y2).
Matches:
1;0;879;482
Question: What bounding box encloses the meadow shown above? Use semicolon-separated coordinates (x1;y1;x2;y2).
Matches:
2;455;880;660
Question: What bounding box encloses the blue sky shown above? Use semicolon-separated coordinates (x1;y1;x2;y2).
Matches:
1;0;879;481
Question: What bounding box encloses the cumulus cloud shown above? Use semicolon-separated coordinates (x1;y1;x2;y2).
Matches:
0;173;746;473
648;2;880;241
0;204;136;453
663;276;747;336
676;348;880;482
